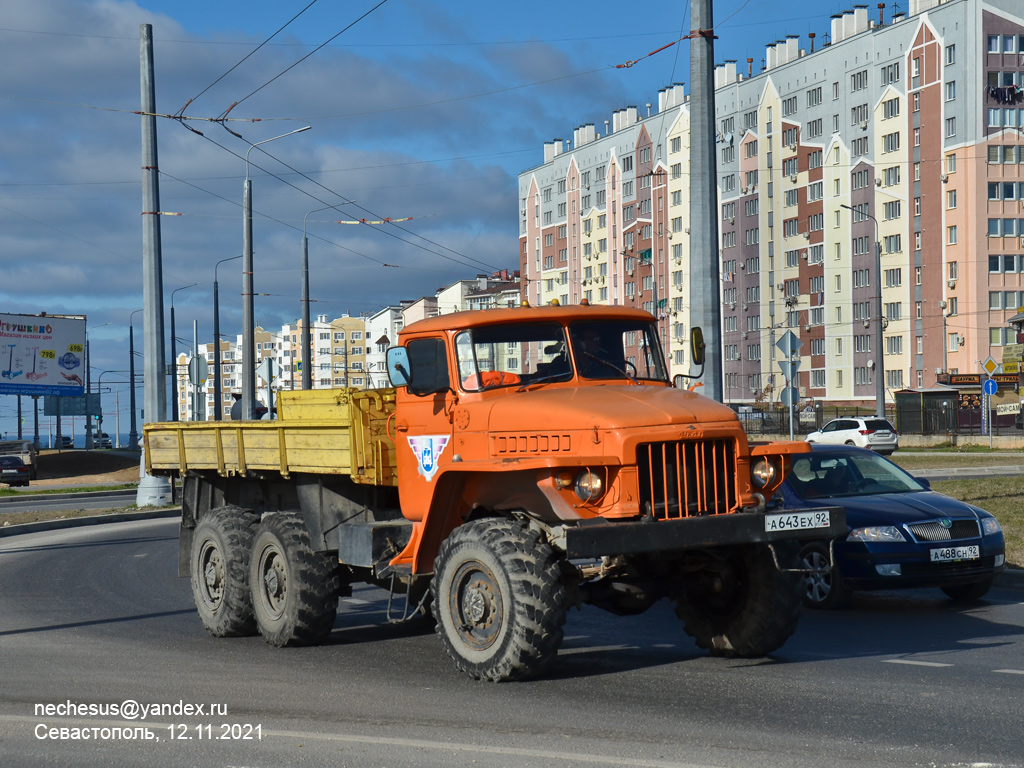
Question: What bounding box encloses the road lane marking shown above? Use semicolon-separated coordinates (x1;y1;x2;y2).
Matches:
994;669;1024;675
883;659;953;668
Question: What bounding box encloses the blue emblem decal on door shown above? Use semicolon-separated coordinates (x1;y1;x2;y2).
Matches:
407;435;451;481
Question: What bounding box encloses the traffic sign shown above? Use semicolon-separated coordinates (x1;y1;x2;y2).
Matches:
983;377;998;396
779;386;800;408
187;356;208;385
982;356;999;376
257;358;282;383
778;359;801;382
776;330;803;358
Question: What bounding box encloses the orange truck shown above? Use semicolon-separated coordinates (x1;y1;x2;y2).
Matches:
145;305;843;681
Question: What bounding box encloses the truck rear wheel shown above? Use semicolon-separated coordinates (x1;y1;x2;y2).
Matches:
674;543;802;658
432;518;566;682
190;506;259;637
250;511;341;647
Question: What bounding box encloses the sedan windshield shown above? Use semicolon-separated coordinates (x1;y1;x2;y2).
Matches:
786;451;926;499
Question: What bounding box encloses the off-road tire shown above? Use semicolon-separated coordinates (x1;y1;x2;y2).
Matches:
941;578;994;602
250;511;341;647
674;542;803;657
432;518;566;682
190;506;259;637
799;541;852;610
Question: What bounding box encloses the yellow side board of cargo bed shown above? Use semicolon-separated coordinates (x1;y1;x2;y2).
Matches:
143;388;397;486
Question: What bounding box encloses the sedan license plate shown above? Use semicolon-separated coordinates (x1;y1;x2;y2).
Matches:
930;545;979;562
1;469;17;474
765;510;831;532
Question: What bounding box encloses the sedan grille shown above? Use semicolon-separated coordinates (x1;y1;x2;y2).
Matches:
907;519;979;542
637;440;737;520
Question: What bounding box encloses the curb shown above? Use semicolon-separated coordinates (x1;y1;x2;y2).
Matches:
0;508;180;538
997;567;1024;592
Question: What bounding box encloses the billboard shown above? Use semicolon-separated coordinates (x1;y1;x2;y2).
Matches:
0;313;86;397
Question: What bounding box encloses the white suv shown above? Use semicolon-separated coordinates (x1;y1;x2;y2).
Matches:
805;417;898;455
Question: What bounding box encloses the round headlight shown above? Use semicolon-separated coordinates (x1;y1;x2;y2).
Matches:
751;458;776;489
574;470;604;503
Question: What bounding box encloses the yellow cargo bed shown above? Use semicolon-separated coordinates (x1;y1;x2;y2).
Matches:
144;388;397;485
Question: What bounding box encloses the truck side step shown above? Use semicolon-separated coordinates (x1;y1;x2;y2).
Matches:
335;520;413;570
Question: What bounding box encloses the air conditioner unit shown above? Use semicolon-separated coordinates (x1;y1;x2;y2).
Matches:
789;175;797;183
742;187;749;194
935;367;943;376
803;232;810;240
862;319;870;328
729;218;736;225
788;143;797;151
860;121;868;130
627;270;634;277
800;251;808;259
776;283;784;292
1019;235;1024;248
743;332;749;339
804;325;812;332
520;210;526;216
729;302;737;310
946;279;956;288
940;174;949;183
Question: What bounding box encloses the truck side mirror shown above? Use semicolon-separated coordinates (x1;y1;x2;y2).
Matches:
386;347;412;388
691;327;706;367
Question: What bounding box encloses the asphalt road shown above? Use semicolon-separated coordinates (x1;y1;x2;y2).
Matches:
1;518;1022;768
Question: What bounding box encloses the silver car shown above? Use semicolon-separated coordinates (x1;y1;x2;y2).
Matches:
806;417;898;455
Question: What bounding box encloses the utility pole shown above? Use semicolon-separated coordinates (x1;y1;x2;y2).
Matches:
688;0;723;401
138;23;171;505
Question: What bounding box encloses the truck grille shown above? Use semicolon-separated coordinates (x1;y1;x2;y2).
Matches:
637;440;737;520
907;520;979;542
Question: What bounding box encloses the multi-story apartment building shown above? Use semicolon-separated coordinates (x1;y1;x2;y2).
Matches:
519;0;1024;407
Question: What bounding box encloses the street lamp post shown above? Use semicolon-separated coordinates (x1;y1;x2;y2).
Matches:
242;125;312;420
213;255;243;420
301;205;337;390
841;204;886;417
85;321;110;450
129;309;143;448
170;283;199;422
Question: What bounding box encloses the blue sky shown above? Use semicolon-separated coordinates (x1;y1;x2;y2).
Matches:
0;0;849;436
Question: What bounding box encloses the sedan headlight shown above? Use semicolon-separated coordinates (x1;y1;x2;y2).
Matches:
751;458;777;489
847;525;906;543
982;517;1002;536
574;470;605;503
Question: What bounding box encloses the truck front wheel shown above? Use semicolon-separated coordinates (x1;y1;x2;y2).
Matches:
190;506;259;637
673;543;802;658
250;511;341;647
432;518;566;682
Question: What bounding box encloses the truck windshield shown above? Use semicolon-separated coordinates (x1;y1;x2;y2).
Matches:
569;320;668;381
456;323;570;391
455;318;669;391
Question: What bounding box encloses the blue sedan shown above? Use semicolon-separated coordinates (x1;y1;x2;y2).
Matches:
777;445;1006;609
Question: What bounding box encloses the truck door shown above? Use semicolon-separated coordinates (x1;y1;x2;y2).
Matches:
394;336;456;523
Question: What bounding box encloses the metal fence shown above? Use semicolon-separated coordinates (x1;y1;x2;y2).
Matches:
734;404;1024;438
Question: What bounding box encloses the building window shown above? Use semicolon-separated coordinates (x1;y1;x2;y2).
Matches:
945;117;956;138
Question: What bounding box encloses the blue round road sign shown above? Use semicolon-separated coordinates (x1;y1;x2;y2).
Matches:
983;377;998;396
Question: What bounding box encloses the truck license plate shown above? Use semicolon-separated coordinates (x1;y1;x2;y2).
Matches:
765;510;831;532
930;545;979;562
